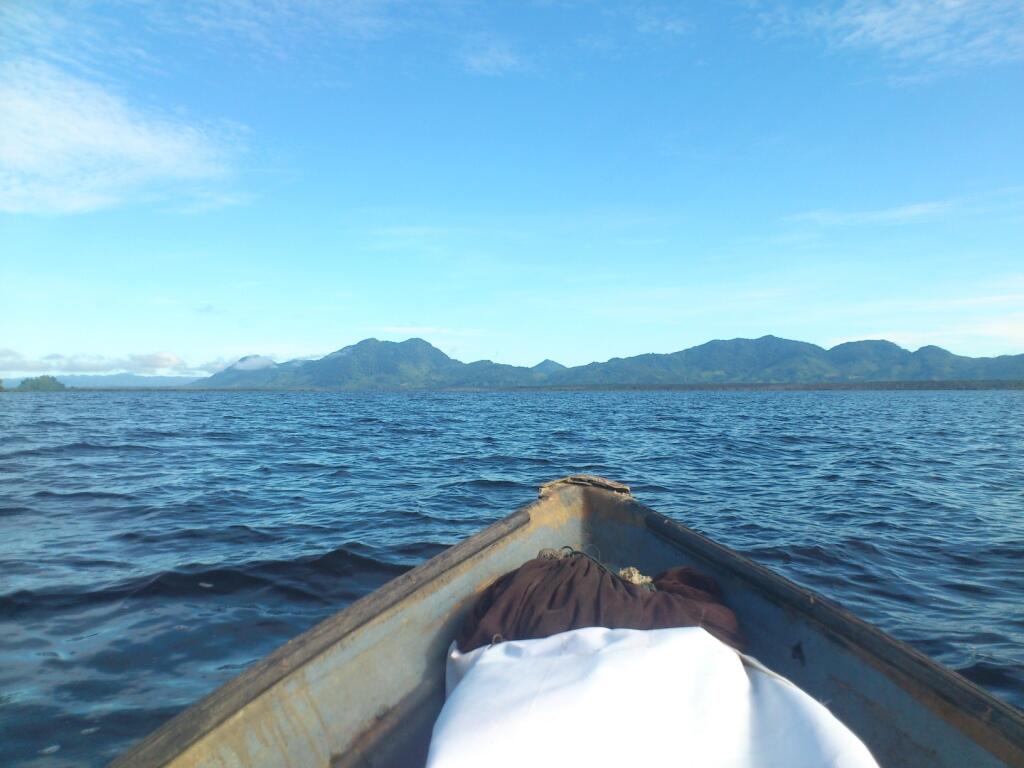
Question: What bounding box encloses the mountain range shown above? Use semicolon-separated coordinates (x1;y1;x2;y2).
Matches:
3;374;200;389
192;336;1024;390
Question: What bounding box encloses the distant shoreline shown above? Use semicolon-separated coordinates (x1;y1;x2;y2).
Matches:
5;380;1024;393
9;335;1024;392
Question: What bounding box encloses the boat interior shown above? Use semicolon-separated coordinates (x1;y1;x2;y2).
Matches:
111;476;1024;768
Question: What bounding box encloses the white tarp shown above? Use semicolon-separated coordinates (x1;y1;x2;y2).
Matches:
427;626;879;768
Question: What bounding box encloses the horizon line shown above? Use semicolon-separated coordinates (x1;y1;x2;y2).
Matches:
4;333;1024;380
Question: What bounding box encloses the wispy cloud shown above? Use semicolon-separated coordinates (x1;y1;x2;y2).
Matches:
787;199;953;227
170;189;257;215
631;7;691;36
0;3;253;214
911;293;1024;310
836;285;1024;313
825;312;1024;356
173;0;400;58
369;325;483;338
0;2;155;75
823;278;1024;355
762;0;1024;69
0;0;399;73
0;59;245;214
965;313;1024;350
0;349;227;376
461;41;526;75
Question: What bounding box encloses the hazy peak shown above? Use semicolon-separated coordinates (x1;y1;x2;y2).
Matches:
233;355;276;371
533;359;566;372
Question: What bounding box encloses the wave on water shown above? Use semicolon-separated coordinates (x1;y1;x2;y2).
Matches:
2;441;163;460
1;389;1022;766
0;544;424;617
32;490;134;500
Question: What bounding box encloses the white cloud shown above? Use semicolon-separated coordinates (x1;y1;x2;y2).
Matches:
0;349;226;376
823;280;1024;355
787;200;952;227
966;313;1024;350
232;355;277;370
825;313;1024;356
0;59;245;214
764;0;1024;68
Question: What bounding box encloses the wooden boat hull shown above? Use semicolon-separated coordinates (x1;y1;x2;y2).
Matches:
111;476;1024;768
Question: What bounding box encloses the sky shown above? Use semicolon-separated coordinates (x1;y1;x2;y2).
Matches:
1;0;1023;376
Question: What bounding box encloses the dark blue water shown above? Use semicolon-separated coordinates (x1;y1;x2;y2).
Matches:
1;390;1022;765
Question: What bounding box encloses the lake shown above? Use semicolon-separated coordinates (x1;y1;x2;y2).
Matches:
1;390;1022;766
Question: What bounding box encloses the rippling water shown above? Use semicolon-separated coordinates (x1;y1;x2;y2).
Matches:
1;390;1022;765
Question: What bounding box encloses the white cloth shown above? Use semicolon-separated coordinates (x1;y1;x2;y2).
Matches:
427;626;878;768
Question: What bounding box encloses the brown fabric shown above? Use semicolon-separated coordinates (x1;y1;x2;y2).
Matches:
457;553;743;652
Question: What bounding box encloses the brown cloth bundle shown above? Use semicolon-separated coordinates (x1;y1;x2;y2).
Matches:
457;551;743;653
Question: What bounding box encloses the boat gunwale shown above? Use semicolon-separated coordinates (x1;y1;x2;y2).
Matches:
641;505;1024;762
108;506;532;767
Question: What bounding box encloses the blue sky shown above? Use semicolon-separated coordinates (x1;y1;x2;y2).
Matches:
2;1;1023;376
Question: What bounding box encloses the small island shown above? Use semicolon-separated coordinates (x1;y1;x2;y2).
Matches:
15;375;68;392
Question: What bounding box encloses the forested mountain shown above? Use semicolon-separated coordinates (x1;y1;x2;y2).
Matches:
194;336;1024;390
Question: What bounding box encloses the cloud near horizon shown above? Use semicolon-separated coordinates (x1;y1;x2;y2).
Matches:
5;324;1024;381
827;312;1024;356
232;355;276;371
0;349;231;377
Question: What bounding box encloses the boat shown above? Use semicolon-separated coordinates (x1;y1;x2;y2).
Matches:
111;475;1024;768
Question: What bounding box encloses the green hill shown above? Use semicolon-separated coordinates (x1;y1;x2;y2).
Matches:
194;336;1024;390
15;375;68;392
